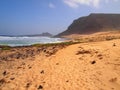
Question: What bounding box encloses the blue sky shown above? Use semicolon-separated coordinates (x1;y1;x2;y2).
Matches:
0;0;120;35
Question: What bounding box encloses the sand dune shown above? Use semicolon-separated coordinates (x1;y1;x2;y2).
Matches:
0;37;120;90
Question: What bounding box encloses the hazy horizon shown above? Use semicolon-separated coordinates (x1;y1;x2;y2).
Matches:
0;0;120;35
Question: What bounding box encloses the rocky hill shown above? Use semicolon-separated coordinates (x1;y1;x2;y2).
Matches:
0;32;53;37
24;32;53;37
56;13;120;37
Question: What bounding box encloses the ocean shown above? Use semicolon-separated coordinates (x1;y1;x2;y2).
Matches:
0;36;65;47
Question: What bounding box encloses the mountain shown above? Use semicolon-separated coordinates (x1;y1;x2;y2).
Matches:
25;32;53;37
56;13;120;37
0;32;53;37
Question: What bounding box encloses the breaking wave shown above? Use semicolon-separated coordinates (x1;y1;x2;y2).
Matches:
0;36;65;46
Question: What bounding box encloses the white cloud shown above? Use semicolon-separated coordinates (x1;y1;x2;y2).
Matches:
49;3;55;8
63;0;100;8
63;0;79;8
63;0;118;8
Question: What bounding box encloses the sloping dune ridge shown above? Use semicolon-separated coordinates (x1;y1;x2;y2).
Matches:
0;32;120;90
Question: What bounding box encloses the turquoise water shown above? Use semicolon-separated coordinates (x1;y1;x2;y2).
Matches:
0;36;64;46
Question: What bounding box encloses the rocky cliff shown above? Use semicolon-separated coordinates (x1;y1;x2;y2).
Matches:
56;13;120;37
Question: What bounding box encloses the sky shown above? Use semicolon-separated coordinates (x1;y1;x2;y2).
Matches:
0;0;120;35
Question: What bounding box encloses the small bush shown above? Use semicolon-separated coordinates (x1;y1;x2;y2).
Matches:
32;41;79;47
0;45;11;50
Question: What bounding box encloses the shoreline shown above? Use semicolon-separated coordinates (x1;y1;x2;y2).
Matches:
0;36;66;47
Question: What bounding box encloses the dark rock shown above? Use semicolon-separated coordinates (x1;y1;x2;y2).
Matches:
17;66;22;69
0;79;6;86
97;54;102;56
3;71;7;76
43;49;46;52
97;54;103;60
42;81;46;83
109;77;117;82
99;57;103;60
26;83;31;88
76;50;91;55
37;85;43;90
10;77;15;80
56;63;59;65
113;43;116;46
66;80;69;82
0;57;7;60
91;61;96;64
29;67;32;69
40;70;44;74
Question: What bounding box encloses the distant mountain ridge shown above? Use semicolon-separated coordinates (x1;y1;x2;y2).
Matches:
24;32;53;37
0;32;53;37
56;13;120;37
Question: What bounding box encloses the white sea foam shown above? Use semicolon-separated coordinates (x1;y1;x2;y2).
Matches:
0;36;65;46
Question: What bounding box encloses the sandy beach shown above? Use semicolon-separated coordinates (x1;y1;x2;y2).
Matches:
0;0;120;89
0;32;120;90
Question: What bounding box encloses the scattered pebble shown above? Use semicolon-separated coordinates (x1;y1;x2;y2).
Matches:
97;54;103;60
76;50;91;55
10;77;15;80
43;49;46;52
56;63;59;65
66;80;69;82
0;79;6;86
91;61;96;64
40;70;44;74
42;81;46;83
113;43;116;46
111;88;115;90
37;85;43;90
17;66;22;69
97;54;102;57
26;83;31;88
99;57;103;60
28;66;32;69
3;71;7;76
109;77;117;82
21;62;25;65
